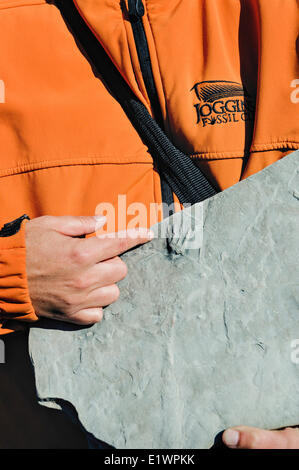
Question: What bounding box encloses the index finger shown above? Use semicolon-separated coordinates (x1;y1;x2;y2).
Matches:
81;228;155;263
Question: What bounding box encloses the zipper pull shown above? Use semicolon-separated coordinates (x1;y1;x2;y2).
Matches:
128;0;145;21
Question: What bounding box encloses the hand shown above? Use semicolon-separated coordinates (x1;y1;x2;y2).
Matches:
223;426;299;449
25;215;153;325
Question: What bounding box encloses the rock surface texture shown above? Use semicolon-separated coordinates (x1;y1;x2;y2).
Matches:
29;151;299;449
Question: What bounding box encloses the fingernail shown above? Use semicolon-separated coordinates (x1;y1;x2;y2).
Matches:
223;429;240;447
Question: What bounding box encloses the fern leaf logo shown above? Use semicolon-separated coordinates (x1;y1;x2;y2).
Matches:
191;80;248;102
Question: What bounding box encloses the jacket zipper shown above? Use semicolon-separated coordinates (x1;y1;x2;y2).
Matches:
127;0;174;210
127;0;163;127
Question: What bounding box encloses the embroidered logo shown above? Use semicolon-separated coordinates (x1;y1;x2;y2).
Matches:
190;80;255;127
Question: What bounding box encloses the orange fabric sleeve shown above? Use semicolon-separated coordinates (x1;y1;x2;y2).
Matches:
0;219;38;335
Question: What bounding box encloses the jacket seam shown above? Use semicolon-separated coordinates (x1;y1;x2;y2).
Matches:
189;141;299;160
0;247;24;251
0;1;45;11
1;141;298;176
0;157;154;178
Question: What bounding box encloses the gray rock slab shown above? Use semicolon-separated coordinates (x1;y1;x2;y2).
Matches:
29;151;299;449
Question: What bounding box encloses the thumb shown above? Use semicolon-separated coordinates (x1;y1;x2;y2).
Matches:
52;215;106;237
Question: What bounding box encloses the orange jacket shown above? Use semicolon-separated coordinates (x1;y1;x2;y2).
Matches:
0;0;298;334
